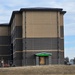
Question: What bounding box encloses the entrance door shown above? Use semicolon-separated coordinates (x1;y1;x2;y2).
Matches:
39;57;46;65
35;52;52;65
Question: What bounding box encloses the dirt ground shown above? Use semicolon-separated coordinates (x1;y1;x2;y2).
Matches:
0;65;75;75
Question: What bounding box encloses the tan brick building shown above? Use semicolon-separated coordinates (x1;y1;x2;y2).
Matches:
0;8;66;66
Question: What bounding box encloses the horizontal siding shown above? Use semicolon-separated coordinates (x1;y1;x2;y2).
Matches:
23;38;64;50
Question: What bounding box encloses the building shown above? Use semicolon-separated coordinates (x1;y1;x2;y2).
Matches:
0;8;66;66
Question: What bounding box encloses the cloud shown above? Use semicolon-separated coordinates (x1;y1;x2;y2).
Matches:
0;0;75;59
65;40;75;45
64;23;75;36
65;47;75;53
0;0;75;36
65;47;75;59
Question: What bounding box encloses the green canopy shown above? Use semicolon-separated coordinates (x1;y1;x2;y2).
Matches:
35;52;52;57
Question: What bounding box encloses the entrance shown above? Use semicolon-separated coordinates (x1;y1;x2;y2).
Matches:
35;52;52;65
39;57;46;65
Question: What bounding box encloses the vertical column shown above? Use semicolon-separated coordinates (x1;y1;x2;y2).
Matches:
57;12;60;64
36;56;39;65
22;12;26;38
49;56;51;64
22;11;26;66
59;14;64;64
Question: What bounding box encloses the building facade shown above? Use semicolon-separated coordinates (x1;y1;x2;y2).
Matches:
0;8;66;66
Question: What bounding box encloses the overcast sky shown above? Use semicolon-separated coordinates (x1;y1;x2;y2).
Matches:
0;0;75;59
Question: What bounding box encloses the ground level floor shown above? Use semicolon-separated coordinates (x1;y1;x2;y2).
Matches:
12;52;64;66
0;51;64;67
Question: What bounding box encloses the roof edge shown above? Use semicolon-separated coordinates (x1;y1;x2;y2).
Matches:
20;7;63;11
9;11;21;25
60;11;66;14
0;23;10;26
9;8;66;26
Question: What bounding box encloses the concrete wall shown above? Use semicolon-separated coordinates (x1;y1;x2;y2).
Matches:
0;26;11;63
11;13;22;66
0;9;65;66
26;11;57;38
22;11;64;65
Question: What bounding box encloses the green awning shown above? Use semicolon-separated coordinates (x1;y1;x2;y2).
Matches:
35;52;52;57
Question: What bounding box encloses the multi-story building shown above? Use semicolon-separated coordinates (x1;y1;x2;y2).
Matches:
0;8;66;66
